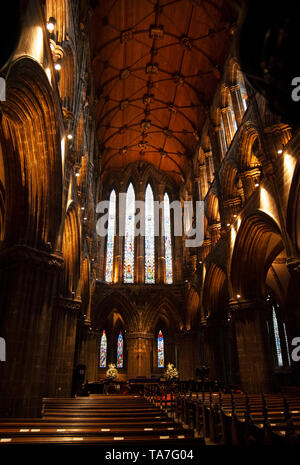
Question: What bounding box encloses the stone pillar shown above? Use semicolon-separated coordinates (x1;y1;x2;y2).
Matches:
204;317;234;384
215;125;227;160
230;85;245;126
263;123;292;158
0;245;63;417
198;163;208;198
230;298;275;393
46;297;81;397
240;167;261;200
221;107;235;147
126;332;153;378
178;331;198;380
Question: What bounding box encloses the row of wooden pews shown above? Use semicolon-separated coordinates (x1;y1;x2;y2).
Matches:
0;395;204;445
144;385;300;445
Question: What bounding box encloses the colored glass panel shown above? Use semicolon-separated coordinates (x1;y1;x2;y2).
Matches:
117;331;123;368
163;193;173;284
158;330;164;368
145;184;155;284
105;190;116;283
124;183;135;283
99;330;107;368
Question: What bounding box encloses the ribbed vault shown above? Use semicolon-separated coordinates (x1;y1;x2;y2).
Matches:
91;0;236;183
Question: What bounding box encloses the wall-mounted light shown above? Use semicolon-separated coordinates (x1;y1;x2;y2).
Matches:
81;207;85;210
54;62;61;71
278;149;283;154
75;172;80;177
233;214;237;218
84;217;87;221
46;17;56;32
236;294;241;299
255;182;260;187
67;133;73;140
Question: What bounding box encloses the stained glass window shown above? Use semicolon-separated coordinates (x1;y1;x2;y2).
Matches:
117;331;123;368
145;184;155;284
105;190;116;282
124;183;135;283
158;330;164;368
163;193;173;284
272;306;283;367
283;323;291;366
99;330;107;368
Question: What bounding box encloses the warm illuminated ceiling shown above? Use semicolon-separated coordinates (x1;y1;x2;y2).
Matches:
91;0;235;183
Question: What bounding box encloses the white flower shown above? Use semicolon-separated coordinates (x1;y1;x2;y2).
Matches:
106;363;118;380
164;363;179;380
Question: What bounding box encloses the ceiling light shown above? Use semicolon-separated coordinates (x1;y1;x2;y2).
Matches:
46;17;56;32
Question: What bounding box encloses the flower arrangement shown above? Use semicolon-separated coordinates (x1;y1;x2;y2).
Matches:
164;363;179;381
106;363;118;381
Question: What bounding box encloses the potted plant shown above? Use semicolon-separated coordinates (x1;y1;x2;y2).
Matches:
164;363;179;384
105;363;118;393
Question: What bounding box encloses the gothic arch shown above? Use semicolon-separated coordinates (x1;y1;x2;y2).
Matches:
203;263;228;317
230;211;284;299
0;57;62;249
61;202;81;297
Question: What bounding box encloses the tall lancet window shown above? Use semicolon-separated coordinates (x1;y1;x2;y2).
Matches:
145;184;155;283
163;193;173;284
124;183;135;283
99;330;107;368
105;190;116;283
158;330;164;368
117;331;124;368
272;306;283;367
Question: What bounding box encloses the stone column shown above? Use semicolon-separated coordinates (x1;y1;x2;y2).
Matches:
221;107;235;147
204;316;234;384
215;125;227;160
230;298;275;393
230;85;245;126
0;245;63;417
126;331;153;379
46;297;81;397
177;331;197;380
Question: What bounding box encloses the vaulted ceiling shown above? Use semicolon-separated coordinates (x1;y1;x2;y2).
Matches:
91;0;236;184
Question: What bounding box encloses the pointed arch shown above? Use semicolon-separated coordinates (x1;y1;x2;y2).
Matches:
117;331;124;368
124;183;135;283
157;330;164;368
99;330;107;368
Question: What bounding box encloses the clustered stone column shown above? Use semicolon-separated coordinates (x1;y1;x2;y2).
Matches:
230;298;275;393
46;297;81;398
0;245;63;417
